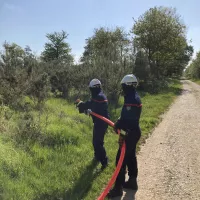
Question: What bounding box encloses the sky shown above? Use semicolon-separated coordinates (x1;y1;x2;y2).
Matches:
1;0;200;62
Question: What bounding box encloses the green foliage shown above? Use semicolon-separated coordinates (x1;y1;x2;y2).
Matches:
40;31;75;98
24;45;38;77
0;7;194;103
41;30;74;64
133;6;193;78
185;51;200;79
49;65;73;98
27;72;51;107
0;6;193;199
134;50;150;81
0;71;29;107
194;80;200;85
0;42;41;107
81;27;133;102
17;112;42;143
0;105;14;133
0;42;24;75
0;81;181;200
81;27;131;64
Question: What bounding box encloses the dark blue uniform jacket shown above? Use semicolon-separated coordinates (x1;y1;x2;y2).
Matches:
116;90;142;131
82;91;109;125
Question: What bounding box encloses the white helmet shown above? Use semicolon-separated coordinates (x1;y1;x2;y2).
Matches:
89;79;101;88
120;74;138;87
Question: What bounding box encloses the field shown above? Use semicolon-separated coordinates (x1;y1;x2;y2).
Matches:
0;80;181;200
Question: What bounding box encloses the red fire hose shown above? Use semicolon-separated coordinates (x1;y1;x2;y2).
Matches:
87;110;126;200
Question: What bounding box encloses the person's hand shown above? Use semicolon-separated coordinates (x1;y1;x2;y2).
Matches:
74;99;86;113
84;109;91;116
74;99;83;108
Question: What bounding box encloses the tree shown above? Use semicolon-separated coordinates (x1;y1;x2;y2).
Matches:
133;6;191;78
40;31;74;98
185;51;200;79
80;27;133;102
165;44;193;77
0;42;34;106
24;46;38;78
0;42;24;75
134;50;150;81
41;30;74;64
27;72;51;108
49;65;72;98
81;27;131;65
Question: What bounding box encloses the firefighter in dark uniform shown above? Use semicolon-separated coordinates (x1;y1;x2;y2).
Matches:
76;79;109;169
108;74;142;198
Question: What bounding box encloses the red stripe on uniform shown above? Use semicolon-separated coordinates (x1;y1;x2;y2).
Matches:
92;99;108;103
124;104;142;107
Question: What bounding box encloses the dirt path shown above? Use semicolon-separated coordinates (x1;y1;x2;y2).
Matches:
112;80;200;200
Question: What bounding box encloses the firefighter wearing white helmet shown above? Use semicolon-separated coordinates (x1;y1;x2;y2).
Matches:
75;78;109;170
89;78;101;88
108;74;142;198
120;74;138;86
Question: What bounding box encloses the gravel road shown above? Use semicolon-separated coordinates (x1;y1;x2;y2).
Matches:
112;80;200;200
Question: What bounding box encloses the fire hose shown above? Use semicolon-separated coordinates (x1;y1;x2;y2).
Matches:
87;110;126;200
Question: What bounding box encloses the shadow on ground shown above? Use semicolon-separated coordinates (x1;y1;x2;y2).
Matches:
64;159;101;200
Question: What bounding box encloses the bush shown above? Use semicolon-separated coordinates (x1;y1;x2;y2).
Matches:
142;79;169;94
16;112;43;143
0;73;28;107
27;72;51;108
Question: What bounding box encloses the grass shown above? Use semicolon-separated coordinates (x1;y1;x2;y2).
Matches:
0;79;182;200
193;79;200;85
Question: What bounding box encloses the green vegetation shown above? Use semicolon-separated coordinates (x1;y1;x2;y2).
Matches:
184;51;200;85
0;6;193;105
185;52;200;80
133;7;193;79
0;80;181;200
0;4;191;200
193;80;200;85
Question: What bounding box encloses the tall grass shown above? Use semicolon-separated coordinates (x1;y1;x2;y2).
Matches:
0;80;182;200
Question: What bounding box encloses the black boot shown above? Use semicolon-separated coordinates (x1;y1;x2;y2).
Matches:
107;184;123;198
123;177;138;191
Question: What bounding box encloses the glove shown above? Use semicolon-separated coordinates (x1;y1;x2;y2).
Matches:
75;99;85;113
74;99;82;107
118;130;127;148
